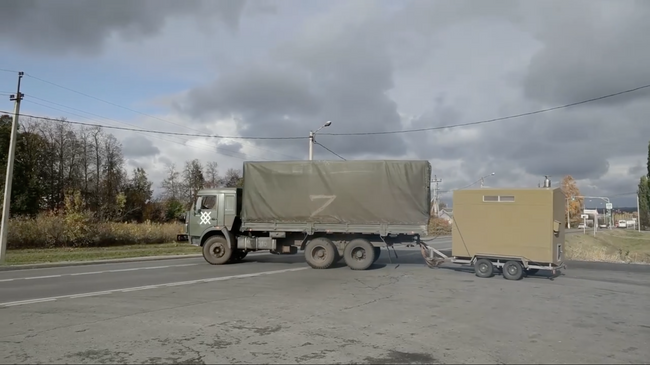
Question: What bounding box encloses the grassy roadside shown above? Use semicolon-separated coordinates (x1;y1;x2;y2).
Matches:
2;242;201;266
565;229;650;264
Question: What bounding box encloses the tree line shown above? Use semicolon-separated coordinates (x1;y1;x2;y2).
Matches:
0;115;243;224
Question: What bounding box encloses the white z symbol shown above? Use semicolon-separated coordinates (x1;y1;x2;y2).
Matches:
309;195;336;217
200;211;212;225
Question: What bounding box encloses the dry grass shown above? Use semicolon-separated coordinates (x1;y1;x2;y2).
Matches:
565;229;650;264
4;242;201;266
428;217;452;236
7;212;183;249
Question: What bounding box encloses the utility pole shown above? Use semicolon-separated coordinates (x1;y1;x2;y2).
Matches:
308;131;314;161
0;71;24;263
637;191;641;232
432;175;442;217
308;121;331;161
567;197;571;229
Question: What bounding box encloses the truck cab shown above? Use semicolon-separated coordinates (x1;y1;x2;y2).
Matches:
177;188;242;246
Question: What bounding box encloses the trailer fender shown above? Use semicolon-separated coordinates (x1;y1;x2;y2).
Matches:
200;228;235;249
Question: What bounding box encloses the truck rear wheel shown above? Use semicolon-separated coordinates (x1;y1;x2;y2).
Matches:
305;238;337;269
344;239;376;270
202;235;233;265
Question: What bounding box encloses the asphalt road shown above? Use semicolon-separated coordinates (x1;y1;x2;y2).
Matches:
0;238;452;305
1;236;649;364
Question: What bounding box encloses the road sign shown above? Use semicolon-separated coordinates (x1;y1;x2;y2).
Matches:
605;203;613;210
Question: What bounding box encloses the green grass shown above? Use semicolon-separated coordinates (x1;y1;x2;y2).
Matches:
3;242;202;266
565;229;650;264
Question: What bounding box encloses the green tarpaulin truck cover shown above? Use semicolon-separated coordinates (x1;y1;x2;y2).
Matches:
241;160;431;225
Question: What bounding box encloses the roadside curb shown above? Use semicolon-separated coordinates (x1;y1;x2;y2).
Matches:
0;254;203;272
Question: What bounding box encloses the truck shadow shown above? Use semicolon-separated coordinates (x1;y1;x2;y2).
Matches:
233;249;437;270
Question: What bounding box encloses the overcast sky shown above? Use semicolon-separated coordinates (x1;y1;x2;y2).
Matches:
1;0;648;208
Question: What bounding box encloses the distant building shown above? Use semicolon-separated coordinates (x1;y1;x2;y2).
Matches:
438;209;453;223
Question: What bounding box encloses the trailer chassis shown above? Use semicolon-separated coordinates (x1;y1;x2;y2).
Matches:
417;241;566;281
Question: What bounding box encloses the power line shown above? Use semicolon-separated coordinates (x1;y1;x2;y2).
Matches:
14;71;650;140
26;94;303;160
314;141;346;160
320;83;650;136
22;99;259;161
0;110;307;140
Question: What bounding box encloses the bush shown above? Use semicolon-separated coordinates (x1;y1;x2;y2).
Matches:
428;217;452;236
7;212;182;249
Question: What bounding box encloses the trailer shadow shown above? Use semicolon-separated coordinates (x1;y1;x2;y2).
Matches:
432;264;565;281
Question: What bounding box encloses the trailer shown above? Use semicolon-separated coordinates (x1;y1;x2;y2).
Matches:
420;184;567;280
179;160;431;270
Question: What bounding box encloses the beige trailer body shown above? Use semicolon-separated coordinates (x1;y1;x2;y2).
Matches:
451;187;565;265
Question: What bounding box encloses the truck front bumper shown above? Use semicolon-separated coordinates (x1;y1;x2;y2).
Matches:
176;234;189;242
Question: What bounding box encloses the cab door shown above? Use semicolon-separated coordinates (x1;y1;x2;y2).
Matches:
189;194;219;244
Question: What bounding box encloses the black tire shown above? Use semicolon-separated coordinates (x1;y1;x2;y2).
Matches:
334;249;344;263
474;258;494;278
373;246;381;263
344;238;376;270
304;238;337;269
502;260;524;280
230;250;248;263
202;235;233;265
526;268;539;276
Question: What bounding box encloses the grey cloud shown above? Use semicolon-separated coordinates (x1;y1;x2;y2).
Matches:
628;163;645;176
0;0;248;56
122;136;160;158
516;1;650;106
179;2;409;159
158;156;173;166
216;141;245;159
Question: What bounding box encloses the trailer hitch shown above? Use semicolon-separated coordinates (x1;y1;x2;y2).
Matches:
416;239;448;269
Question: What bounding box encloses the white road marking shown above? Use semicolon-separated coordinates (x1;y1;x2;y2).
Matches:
1;263;200;282
3;298;57;307
0;267;309;308
24;274;62;280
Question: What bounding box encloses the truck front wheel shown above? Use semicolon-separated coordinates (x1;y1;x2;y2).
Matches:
203;235;233;265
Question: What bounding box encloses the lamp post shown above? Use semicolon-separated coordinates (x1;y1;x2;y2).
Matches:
573;195;612;230
308;121;332;161
479;172;496;188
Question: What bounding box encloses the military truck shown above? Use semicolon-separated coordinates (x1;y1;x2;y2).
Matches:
178;160;431;270
422;184;566;280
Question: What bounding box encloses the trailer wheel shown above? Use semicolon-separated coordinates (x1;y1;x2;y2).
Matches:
502;260;524;280
202;235;233;265
305;238;337;269
344;239;376;270
474;258;494;278
373;247;381;263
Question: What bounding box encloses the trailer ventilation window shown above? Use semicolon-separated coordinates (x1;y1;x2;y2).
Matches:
483;195;515;202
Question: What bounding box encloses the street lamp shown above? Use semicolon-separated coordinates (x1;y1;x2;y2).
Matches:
479;172;496;188
571;195;612;230
309;121;332;161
